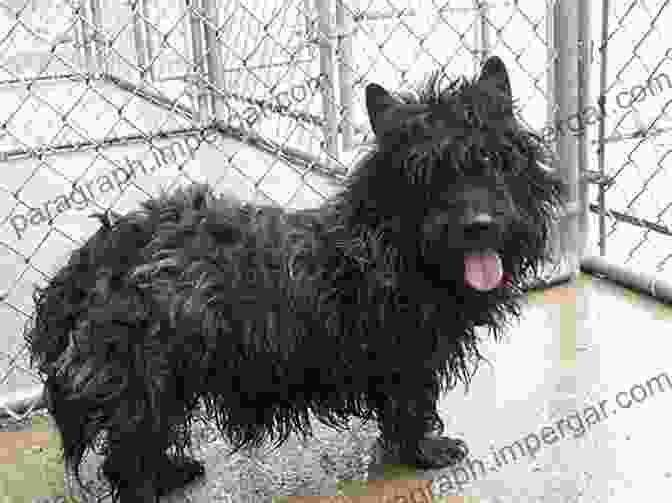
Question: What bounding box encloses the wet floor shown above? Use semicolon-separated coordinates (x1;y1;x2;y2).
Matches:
430;272;672;502
67;272;672;502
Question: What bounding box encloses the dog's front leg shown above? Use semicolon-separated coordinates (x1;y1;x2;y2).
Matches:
374;374;468;470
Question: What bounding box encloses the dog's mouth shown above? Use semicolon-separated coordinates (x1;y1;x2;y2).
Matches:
464;249;503;291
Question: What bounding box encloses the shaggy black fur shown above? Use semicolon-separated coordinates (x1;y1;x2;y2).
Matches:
24;57;566;502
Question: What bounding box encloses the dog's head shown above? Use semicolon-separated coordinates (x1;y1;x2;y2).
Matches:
342;57;567;294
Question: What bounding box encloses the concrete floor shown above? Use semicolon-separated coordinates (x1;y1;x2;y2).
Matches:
66;273;672;502
429;273;672;502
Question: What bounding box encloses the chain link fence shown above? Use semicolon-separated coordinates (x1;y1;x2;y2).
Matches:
0;0;592;422
588;0;672;280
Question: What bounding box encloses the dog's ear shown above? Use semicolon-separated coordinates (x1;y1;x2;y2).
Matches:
366;83;429;137
366;83;399;136
478;56;511;97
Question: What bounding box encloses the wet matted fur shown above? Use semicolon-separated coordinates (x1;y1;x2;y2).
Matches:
25;56;567;503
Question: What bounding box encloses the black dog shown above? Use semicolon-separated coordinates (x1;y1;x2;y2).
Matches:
25;56;566;502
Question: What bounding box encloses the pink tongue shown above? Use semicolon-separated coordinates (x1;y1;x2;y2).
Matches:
464;250;504;291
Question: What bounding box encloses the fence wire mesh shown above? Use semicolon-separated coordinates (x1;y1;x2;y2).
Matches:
589;0;672;278
0;0;566;420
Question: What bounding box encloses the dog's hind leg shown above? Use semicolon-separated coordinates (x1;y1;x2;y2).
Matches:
102;451;205;502
94;346;206;501
101;420;205;503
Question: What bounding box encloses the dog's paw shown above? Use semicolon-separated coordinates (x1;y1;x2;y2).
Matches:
378;436;468;470
156;456;206;496
407;436;469;470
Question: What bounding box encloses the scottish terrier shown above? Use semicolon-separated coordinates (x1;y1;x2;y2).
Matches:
25;56;566;503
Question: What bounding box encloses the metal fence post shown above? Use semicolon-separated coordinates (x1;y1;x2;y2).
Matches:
336;0;354;151
73;0;86;70
78;0;96;73
552;0;585;275
547;8;586;495
187;0;211;124
596;0;610;256
131;0;155;81
315;0;340;171
474;0;491;67
202;0;227;124
578;0;591;263
132;0;148;80
142;0;155;81
88;0;105;73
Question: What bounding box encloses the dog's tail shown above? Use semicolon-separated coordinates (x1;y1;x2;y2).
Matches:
23;183;217;489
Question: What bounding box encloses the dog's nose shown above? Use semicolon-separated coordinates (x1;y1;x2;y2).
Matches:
462;213;496;238
462;213;494;228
